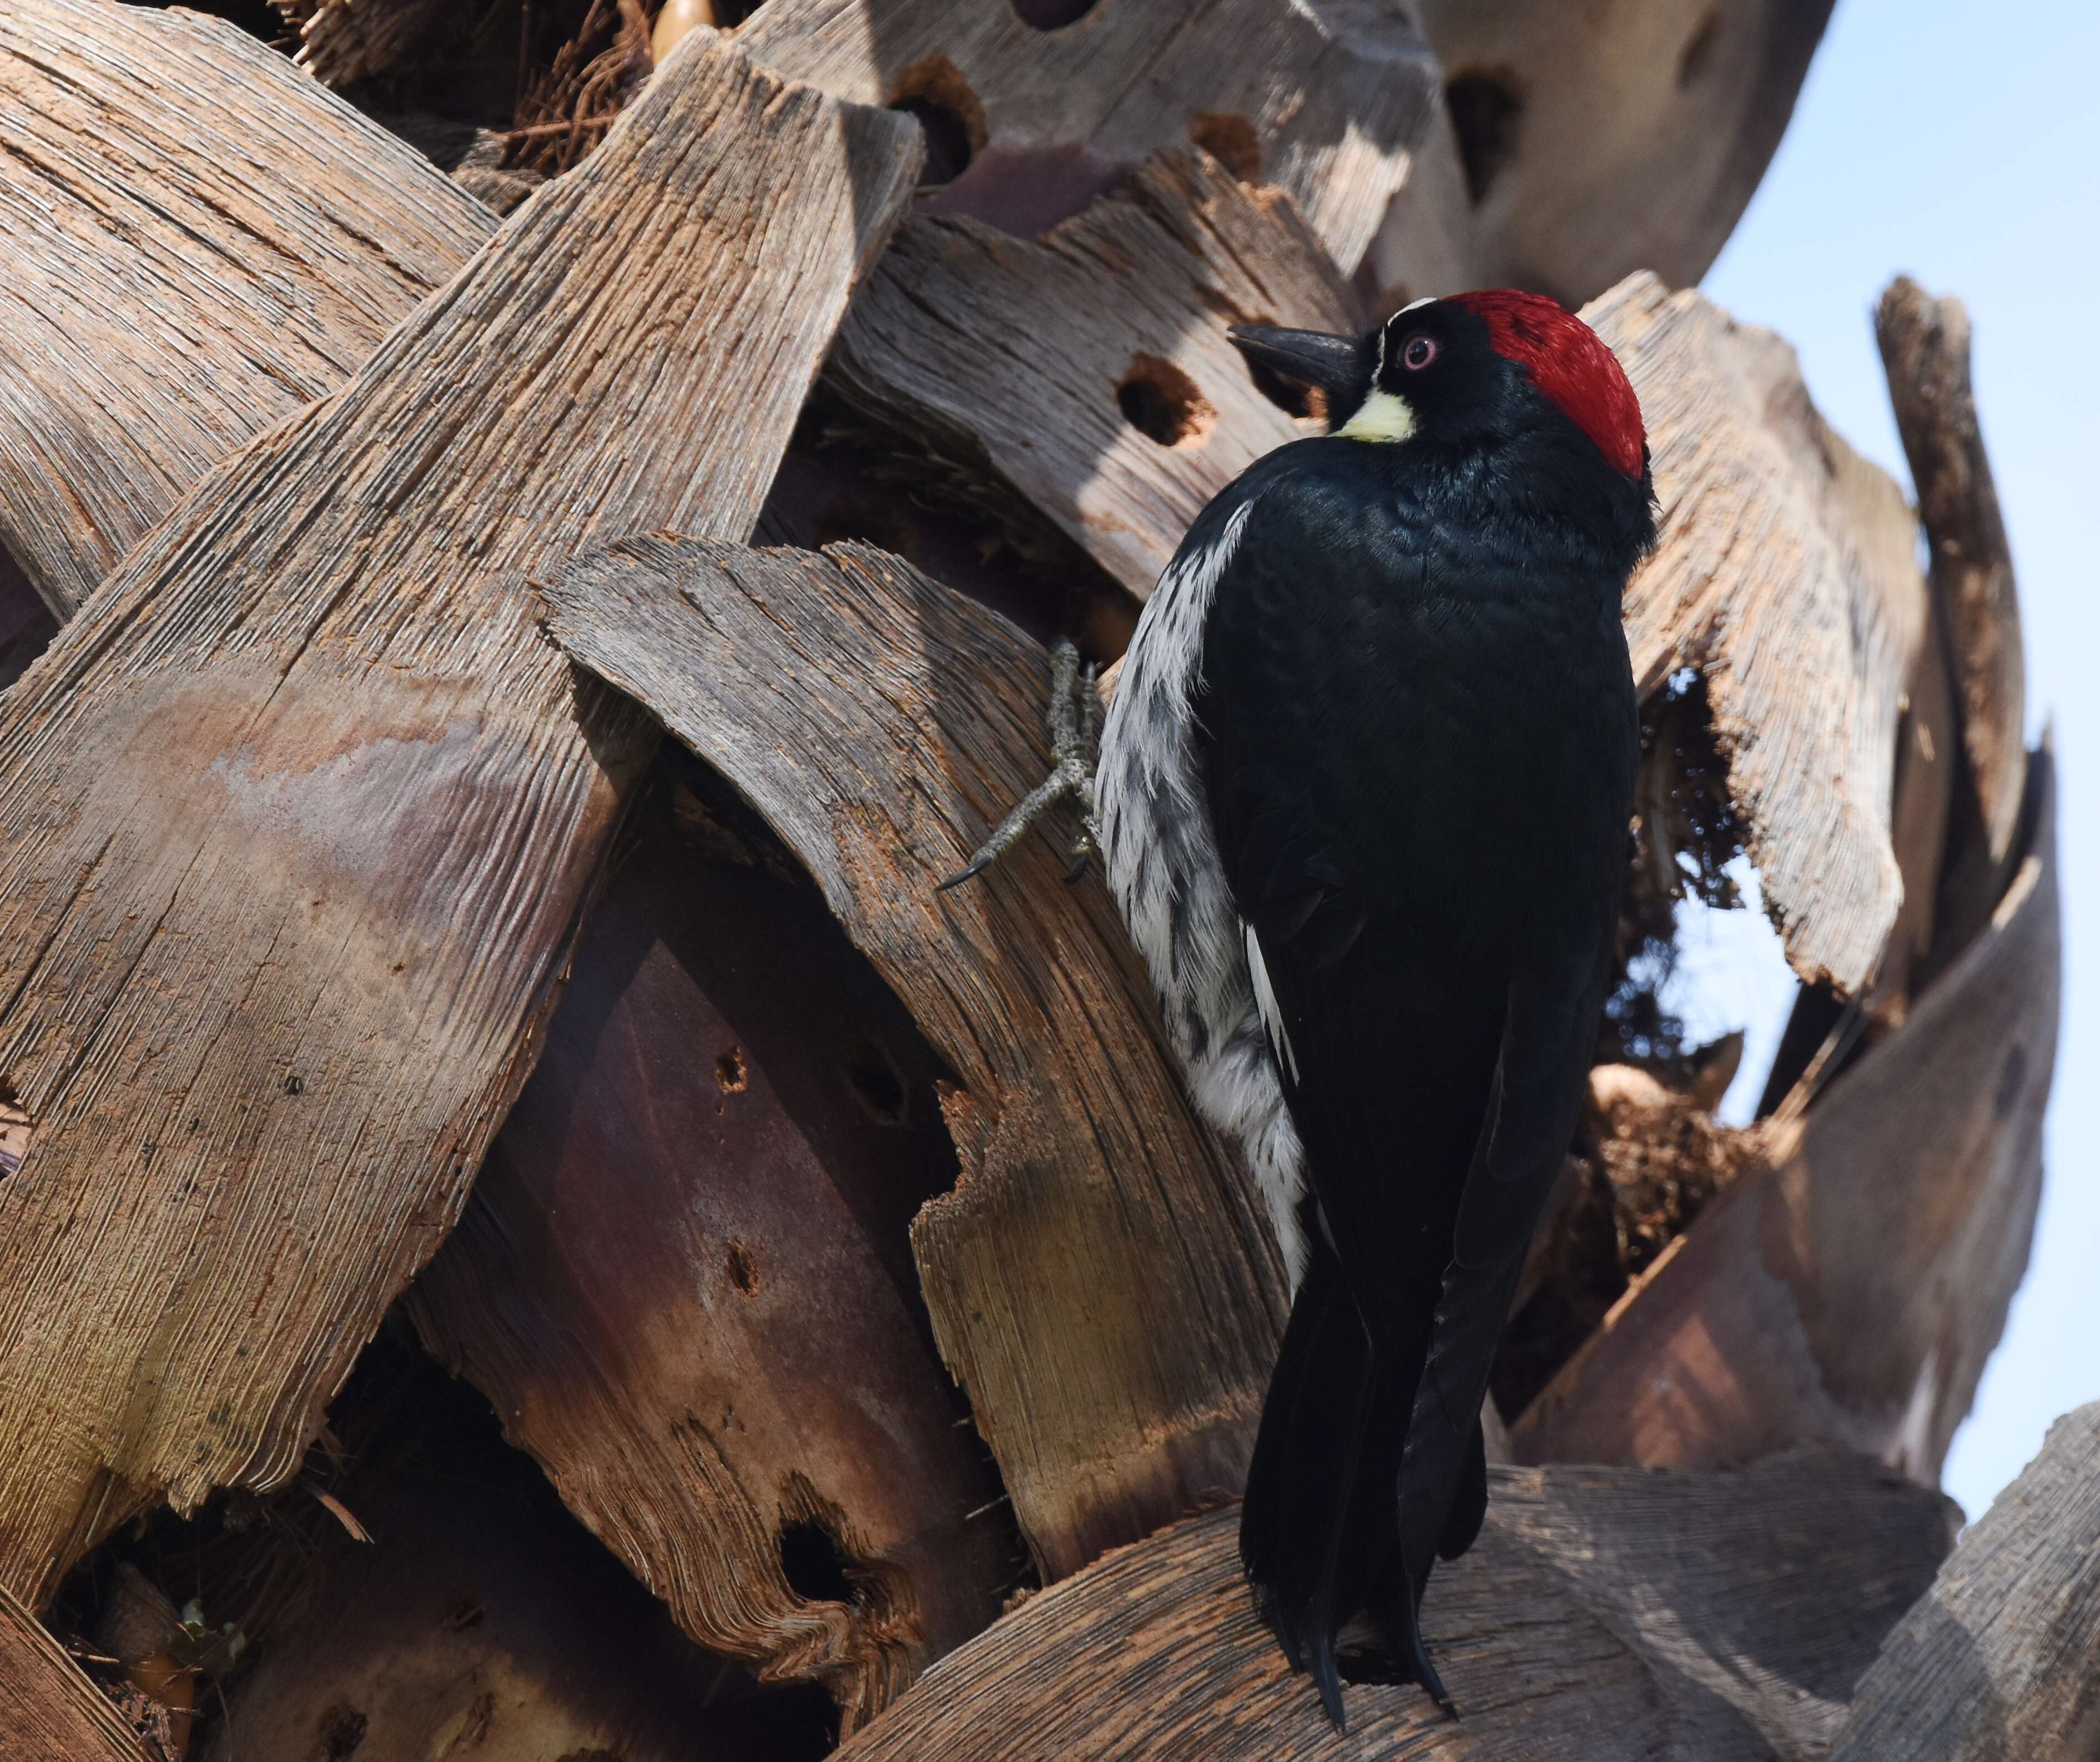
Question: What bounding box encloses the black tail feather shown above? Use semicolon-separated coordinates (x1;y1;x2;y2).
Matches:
1240;1236;1410;1731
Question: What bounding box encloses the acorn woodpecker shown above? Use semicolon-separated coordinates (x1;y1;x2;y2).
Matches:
1092;291;1655;1725
940;289;1652;1726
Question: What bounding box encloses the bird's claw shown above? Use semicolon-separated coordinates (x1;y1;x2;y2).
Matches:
938;637;1101;890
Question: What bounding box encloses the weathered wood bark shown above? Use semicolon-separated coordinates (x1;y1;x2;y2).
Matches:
0;31;918;1603
1513;753;2055;1481
1876;278;2029;969
737;0;1440;275
408;768;1010;1726
0;0;493;617
1592;272;1932;1000
1405;0;1835;309
1829;1400;2100;1761
200;1341;834;1762
828;149;1361;602
0;1583;151;1762
830;1452;1953;1760
542;536;1286;1582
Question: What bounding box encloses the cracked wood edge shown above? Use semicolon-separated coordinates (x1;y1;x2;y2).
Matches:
0;0;495;617
0;1580;152;1762
827;148;1361;602
830;1452;1953;1762
0;28;920;1603
1829;1399;2100;1761
542;534;1287;1583
1513;752;2056;1482
737;0;1439;275
1590;271;1932;998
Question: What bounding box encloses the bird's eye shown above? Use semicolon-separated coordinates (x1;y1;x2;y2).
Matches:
1400;334;1438;370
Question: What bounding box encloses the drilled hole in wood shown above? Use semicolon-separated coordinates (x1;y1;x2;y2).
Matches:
1678;9;1721;87
726;1238;762;1296
318;1702;367;1760
0;1085;32;1180
1446;68;1524;205
888;56;984;187
1009;0;1098;27
1188;112;1260;183
844;1043;909;1126
777;1519;857;1605
715;1046;748;1094
1117;354;1217;449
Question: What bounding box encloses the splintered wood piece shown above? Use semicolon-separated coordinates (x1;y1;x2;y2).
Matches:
736;0;1439;275
542;536;1287;1583
1829;1401;2100;1761
0;0;494;617
1876;278;2028;949
0;1583;152;1762
1590;272;1933;999
1406;0;1834;308
830;1452;1954;1761
408;775;1011;1727
827;149;1361;602
0;33;919;1604
1513;753;2056;1482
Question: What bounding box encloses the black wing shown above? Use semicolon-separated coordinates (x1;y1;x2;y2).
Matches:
1198;442;1635;1592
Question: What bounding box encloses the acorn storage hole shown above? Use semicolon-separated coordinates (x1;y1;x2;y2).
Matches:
1189;112;1261;183
778;1520;857;1606
1009;0;1097;27
844;1041;909;1126
887;55;984;187
1117;354;1216;449
1446;68;1524;205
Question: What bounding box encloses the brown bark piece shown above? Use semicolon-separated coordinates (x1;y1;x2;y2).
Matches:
1408;0;1835;307
1829;1400;2100;1762
736;0;1439;275
827;149;1361;602
1513;753;2056;1482
1876;278;2028;952
0;32;919;1604
0;0;495;617
282;0;451;89
542;536;1287;1583
1590;271;1933;999
832;1452;1953;1761
409;775;1010;1726
0;1583;152;1762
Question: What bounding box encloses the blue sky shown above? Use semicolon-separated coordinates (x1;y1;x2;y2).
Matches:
1700;0;2100;1518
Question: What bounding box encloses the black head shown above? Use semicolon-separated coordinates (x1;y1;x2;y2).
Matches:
1230;292;1656;552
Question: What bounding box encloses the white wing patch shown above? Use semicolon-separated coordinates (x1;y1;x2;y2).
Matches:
1096;495;1311;1291
1244;921;1297;1083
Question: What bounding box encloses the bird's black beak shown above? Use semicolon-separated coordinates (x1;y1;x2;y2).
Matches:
1226;325;1367;407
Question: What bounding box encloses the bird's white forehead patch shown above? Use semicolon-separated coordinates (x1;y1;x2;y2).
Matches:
1398;295;1437;314
1338;387;1417;443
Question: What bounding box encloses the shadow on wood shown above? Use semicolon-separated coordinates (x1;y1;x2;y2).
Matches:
738;0;1439;274
830;1452;1954;1761
409;759;1012;1726
1829;1399;2100;1761
542;535;1287;1583
0;32;918;1604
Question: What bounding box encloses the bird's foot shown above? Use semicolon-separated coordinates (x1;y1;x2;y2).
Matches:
937;637;1100;890
1342;1588;1460;1720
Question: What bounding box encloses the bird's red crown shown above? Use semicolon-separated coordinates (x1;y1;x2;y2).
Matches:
1448;290;1645;479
